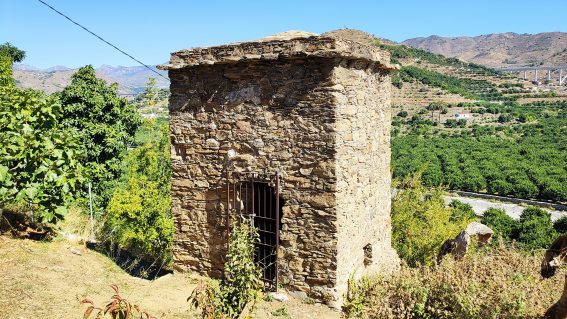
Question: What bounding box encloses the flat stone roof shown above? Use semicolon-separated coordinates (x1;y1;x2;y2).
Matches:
158;31;395;70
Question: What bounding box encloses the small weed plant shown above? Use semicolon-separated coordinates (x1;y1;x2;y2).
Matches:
81;284;155;319
271;306;289;317
190;218;262;318
344;277;374;317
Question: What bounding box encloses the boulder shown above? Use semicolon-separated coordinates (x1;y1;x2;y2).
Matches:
438;222;494;263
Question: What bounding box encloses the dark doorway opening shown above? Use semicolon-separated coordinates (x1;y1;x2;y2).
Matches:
226;172;282;291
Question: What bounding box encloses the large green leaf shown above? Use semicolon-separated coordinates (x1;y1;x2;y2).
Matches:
0;165;8;182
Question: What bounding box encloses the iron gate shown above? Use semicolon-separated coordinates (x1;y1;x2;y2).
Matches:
226;171;281;291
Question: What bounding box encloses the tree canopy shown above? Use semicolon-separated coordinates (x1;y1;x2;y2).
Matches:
0;54;83;222
392;103;567;202
56;65;141;210
103;120;172;266
0;42;26;63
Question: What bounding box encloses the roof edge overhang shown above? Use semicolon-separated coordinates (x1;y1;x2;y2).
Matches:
158;33;398;72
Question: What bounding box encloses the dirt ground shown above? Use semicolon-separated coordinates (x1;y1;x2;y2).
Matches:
0;236;339;319
251;298;340;319
0;236;198;318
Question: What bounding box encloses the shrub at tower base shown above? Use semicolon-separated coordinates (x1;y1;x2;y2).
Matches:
190;219;262;319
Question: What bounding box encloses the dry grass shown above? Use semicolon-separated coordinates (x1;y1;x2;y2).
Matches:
57;206;93;241
0;236;198;319
345;244;563;319
0;236;340;319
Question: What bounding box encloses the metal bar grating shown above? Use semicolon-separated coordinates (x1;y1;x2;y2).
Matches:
226;171;281;291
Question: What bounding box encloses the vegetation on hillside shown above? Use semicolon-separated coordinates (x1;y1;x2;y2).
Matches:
135;77;170;107
377;41;500;76
384;38;566;203
382;41;511;103
392;102;567;202
398;66;508;101
344;245;559;319
346;176;564;318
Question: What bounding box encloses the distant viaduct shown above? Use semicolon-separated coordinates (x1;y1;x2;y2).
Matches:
498;65;567;85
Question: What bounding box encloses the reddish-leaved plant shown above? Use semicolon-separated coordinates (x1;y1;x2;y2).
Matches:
81;284;155;319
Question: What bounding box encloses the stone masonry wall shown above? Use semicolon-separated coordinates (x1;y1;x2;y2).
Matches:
165;33;399;307
169;58;341;301
332;61;400;305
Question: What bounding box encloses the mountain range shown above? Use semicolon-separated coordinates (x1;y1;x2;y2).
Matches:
12;64;169;96
403;32;567;68
11;31;567;96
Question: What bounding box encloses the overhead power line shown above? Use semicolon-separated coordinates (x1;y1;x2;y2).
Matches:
35;0;169;82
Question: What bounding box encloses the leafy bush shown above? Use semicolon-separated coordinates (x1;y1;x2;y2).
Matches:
481;208;518;242
0;56;83;222
391;73;403;89
271;307;289;317
344;246;560;318
102;120;172;267
444;118;467;128
190;219;262;318
498;114;514;123
480;206;556;250
104;176;172;266
449;200;477;222
391;174;473;266
553;216;567;234
518;113;535;123
516;207;556;250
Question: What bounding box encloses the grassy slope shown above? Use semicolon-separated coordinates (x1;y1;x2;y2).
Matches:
0;236;339;319
0;236;198;319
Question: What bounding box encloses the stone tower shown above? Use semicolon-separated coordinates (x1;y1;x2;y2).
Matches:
159;31;400;307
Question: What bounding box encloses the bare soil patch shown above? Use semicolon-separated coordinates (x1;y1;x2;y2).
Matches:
251;297;340;319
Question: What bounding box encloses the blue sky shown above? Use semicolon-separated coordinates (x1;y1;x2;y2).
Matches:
1;0;565;69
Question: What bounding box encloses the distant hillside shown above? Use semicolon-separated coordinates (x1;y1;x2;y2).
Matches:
325;29;514;106
12;64;169;96
402;32;567;68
